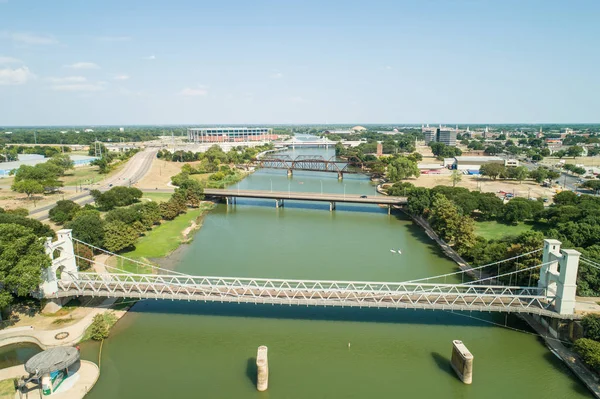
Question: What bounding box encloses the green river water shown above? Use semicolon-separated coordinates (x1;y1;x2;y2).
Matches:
2;144;593;398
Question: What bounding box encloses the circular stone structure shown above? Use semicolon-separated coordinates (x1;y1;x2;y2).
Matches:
25;347;80;376
54;332;70;340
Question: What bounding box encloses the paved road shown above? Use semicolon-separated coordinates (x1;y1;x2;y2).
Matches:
29;149;157;221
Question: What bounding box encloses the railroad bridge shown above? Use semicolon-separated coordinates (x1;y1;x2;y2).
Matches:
42;231;586;320
256;155;369;180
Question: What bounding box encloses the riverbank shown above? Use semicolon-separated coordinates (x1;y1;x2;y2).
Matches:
108;201;215;273
0;360;100;399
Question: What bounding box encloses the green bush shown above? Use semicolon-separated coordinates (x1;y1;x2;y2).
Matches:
88;314;110;341
574;338;600;371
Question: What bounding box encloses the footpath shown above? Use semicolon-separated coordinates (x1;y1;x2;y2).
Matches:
0;361;99;399
0;298;116;350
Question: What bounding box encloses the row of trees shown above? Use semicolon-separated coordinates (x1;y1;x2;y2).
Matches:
479;164;562;183
50;183;204;253
157;144;273;165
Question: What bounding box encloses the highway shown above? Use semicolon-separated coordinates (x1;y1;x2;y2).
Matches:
28;149;157;221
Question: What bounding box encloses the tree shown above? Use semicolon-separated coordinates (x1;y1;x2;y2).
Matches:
66;211;106;248
49;200;81;224
91;187;143;211
529;167;548;183
567;145;584;158
574;338;600;372
103;221;139;252
582;314;600;341
501;198;532;224
11;180;44;199
476;192;504;220
74;243;93;271
554;191;579;206
429;194;463;243
451;170;462;187
406;187;431;215
555;150;567;159
0;213;54;237
479;163;506;180
387;157;420;181
47;154;74;171
584;180;600;195
89;314;110;341
0;224;51;308
506;166;529;183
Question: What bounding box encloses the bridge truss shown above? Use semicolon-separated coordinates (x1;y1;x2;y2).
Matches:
257;155;366;174
54;272;560;317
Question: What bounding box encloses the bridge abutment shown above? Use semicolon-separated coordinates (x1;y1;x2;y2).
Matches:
450;340;473;384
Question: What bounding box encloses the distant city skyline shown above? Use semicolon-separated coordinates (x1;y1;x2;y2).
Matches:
1;0;599;125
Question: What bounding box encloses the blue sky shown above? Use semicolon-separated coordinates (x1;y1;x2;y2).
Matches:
0;0;599;125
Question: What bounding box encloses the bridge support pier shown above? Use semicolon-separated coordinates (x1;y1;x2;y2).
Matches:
451;340;473;384
225;197;237;206
337;171;343;180
329;201;336;212
275;199;284;208
387;205;391;215
287;169;293;177
256;346;269;391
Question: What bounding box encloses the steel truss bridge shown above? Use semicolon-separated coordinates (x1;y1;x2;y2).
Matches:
52;272;567;318
256;155;369;178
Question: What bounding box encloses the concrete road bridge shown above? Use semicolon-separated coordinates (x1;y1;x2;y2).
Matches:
41;232;584;320
202;188;407;212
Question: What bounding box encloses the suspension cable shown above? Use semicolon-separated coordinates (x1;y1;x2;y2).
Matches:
73;238;191;276
465;262;551;285
405;248;543;283
581;258;600;271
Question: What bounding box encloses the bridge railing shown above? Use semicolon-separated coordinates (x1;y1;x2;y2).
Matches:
55;272;556;314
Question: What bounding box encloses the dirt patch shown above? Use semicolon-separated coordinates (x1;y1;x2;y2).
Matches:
135;158;204;189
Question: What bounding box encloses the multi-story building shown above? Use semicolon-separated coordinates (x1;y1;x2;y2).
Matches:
422;125;457;146
187;127;275;143
437;128;457;146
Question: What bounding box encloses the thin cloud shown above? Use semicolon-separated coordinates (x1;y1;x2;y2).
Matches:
270;72;283;79
180;86;208;96
0;66;35;85
144;55;156;60
64;62;100;70
113;74;130;81
96;36;132;42
289;96;307;103
50;82;106;92
3;32;58;45
47;76;87;83
0;56;21;64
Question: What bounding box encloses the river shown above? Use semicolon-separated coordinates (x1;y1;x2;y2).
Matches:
3;140;593;397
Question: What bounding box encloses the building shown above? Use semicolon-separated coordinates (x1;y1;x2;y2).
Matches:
453;156;518;171
422;127;438;144
322;130;353;135
438;128;457;146
351;126;367;132
187;127;275;143
422;126;457;146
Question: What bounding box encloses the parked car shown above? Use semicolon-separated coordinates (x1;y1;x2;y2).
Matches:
360;195;368;199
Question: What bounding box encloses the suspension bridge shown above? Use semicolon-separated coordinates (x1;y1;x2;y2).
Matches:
40;231;586;320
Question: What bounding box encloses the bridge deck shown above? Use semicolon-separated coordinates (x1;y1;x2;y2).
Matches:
203;189;407;205
51;273;573;319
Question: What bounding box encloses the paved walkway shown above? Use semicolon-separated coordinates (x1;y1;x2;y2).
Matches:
523;315;600;398
0;361;99;399
0;298;116;350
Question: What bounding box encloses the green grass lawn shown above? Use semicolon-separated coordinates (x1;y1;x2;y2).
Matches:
0;379;15;398
474;220;536;240
109;203;214;273
141;192;173;203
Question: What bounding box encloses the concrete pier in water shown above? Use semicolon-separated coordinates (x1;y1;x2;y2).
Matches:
450;340;473;384
256;346;269;391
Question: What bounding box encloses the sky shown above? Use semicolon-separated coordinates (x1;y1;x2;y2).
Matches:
0;0;599;126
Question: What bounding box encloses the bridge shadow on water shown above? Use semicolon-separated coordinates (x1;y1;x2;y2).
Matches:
126;299;527;330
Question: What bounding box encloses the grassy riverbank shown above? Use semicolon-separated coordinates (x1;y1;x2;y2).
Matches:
109;202;215;273
0;379;14;398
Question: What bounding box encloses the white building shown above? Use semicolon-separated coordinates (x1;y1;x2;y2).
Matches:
187;127;275;143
